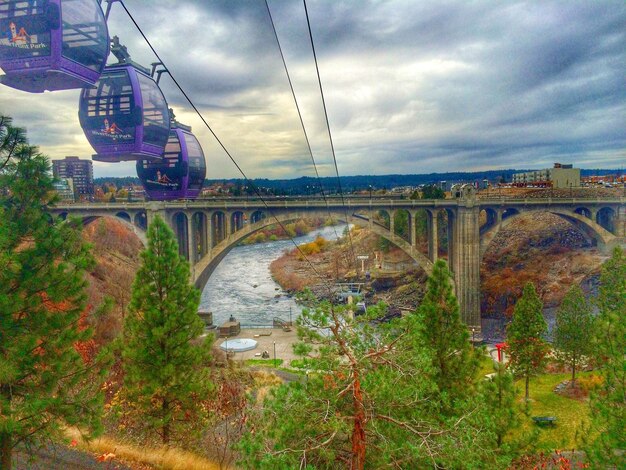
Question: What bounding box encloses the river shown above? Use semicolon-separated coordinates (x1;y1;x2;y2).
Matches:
199;224;348;327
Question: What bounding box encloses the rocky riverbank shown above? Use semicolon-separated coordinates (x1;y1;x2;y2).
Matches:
270;213;607;321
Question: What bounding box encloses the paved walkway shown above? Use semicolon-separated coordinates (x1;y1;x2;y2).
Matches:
217;327;301;364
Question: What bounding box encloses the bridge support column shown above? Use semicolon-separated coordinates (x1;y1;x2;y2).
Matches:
616;206;625;238
187;213;196;266
427;210;438;263
204;212;212;256
447;211;455;269
145;202;168;230
451;205;481;332
410;211;416;247
224;214;231;238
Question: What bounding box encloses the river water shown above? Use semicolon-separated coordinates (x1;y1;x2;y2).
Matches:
199;224;348;327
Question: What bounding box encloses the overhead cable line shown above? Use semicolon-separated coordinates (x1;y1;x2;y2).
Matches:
302;0;358;274
117;0;336;296
263;0;340;244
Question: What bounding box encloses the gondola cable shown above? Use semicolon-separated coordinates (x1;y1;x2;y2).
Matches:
117;0;338;297
302;0;359;276
263;0;341;245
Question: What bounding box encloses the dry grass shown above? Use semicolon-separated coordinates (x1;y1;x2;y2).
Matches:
249;369;283;404
66;429;228;470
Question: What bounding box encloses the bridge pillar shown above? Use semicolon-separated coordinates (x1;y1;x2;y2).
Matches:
145;202;169;230
615;205;625;238
451;189;481;332
207;211;216;248
427;210;438;263
452;206;481;331
187;212;196;265
410;211;417;247
447;211;455;269
185;212;198;279
224;213;232;237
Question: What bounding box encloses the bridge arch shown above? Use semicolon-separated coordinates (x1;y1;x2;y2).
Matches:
393;208;412;244
231;211;245;234
375;209;391;230
134;211;147;231
574;207;591;219
502;208;519;220
80;214;147;246
115;211;131;223
192;210;434;293
480;208;617;259
596;207;615;234
191;212;208;260
250;210;267;224
412;208;430;258
211;211;226;247
479;208;499;234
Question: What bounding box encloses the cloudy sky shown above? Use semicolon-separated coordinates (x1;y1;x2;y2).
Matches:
1;0;624;179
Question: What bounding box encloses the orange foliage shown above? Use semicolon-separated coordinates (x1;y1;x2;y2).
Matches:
40;293;97;364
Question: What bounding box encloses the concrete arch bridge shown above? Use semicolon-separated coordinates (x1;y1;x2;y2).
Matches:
50;189;625;333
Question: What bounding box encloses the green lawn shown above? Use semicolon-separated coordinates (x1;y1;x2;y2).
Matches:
245;358;284;367
290;358;325;370
512;372;594;451
476;351;496;378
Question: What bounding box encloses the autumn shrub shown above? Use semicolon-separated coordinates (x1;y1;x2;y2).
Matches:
299;241;321;256
577;374;603;393
510;450;589;469
314;235;327;250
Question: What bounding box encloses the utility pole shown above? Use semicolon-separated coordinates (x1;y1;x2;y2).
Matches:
273;341;276;367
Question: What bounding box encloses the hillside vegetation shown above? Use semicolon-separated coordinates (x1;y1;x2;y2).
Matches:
481;212;606;316
83;218;143;345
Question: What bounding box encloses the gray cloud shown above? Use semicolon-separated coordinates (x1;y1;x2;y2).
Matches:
0;0;624;179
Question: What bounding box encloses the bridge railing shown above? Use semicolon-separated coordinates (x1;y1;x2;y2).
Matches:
49;195;624;212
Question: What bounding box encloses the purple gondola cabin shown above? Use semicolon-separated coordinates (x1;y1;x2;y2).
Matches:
78;60;170;162
137;122;206;200
0;0;109;92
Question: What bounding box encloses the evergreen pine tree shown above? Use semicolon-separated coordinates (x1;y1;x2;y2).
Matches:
416;259;478;401
480;362;519;449
122;215;212;445
553;285;592;383
586;247;625;467
506;282;548;401
0;133;107;469
0;115;25;170
240;292;489;469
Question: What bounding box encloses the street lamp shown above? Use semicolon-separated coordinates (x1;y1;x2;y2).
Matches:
273;341;277;366
368;185;373;202
471;328;475;347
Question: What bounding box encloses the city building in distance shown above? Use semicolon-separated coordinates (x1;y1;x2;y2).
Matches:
52;156;94;200
512;163;581;189
52;178;75;202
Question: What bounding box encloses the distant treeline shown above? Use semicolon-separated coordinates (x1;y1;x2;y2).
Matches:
95;168;622;194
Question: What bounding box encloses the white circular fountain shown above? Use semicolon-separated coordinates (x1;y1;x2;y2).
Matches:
219;338;258;352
